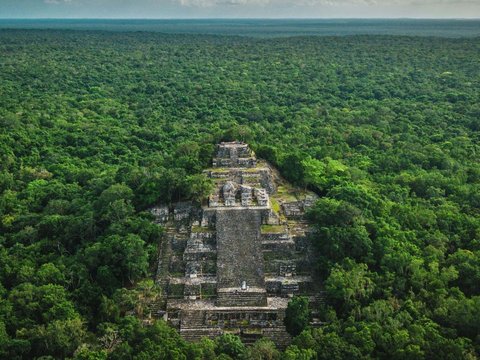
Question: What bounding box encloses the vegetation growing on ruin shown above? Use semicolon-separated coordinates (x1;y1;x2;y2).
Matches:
0;29;479;359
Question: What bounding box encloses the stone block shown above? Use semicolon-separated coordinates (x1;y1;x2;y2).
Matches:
150;205;170;223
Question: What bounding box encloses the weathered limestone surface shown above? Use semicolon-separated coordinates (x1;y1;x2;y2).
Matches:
150;142;319;348
216;209;265;291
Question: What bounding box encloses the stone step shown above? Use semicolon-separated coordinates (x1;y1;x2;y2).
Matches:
181;310;206;327
216;291;267;307
215;208;265;292
180;328;222;342
310;292;327;306
182;314;205;322
240;332;263;345
261;240;296;252
155;233;173;289
262;327;292;349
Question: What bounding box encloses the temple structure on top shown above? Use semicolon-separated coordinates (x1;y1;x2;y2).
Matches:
212;142;257;168
149;142;321;346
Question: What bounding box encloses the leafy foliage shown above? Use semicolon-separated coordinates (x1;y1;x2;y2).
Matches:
284;296;311;336
0;29;479;358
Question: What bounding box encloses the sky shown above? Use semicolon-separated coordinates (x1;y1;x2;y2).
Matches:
0;0;479;19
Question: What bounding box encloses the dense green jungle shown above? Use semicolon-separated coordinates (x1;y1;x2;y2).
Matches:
0;29;479;359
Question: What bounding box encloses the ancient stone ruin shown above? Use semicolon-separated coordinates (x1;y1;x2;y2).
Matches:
150;142;320;346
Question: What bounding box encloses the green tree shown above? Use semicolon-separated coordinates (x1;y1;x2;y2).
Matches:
325;260;374;312
283;345;316;360
183;174;214;204
246;338;280;360
215;334;246;359
284;296;310;336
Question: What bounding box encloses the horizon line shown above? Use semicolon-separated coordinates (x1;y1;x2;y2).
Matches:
1;17;480;20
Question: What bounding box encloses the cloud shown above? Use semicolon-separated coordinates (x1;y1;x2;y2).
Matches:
44;0;72;4
178;0;271;6
177;0;476;6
